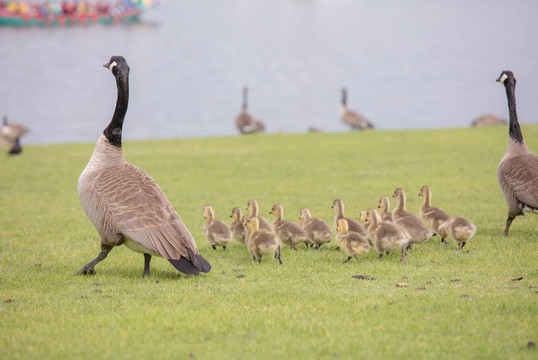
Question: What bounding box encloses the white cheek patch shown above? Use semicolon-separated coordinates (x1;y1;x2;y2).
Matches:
499;73;508;84
108;61;117;72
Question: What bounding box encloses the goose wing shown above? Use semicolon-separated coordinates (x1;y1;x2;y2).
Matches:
95;164;199;261
499;154;538;209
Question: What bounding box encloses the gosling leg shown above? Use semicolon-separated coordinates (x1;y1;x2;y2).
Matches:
401;243;407;263
342;256;352;263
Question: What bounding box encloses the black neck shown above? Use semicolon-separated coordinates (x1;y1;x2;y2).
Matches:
104;71;129;148
341;90;347;106
504;78;523;143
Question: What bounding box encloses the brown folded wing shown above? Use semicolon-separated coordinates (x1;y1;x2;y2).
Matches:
94;163;198;260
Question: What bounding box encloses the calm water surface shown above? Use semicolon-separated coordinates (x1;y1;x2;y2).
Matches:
1;0;538;145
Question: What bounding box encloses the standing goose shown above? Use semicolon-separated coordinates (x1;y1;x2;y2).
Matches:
8;137;22;156
203;206;233;250
392;188;433;248
496;71;538;235
235;87;265;134
418;185;451;236
1;116;28;144
332;199;368;238
339;88;374;130
77;56;211;277
270;204;308;250
299;208;333;249
229;207;246;245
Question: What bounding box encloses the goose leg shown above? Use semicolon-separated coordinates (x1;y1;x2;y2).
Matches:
342;256;352;263
77;244;113;275
276;245;283;265
223;246;227;251
212;245;217;250
142;253;151;277
503;215;515;236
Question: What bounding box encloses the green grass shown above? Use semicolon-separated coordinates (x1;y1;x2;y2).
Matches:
1;126;537;360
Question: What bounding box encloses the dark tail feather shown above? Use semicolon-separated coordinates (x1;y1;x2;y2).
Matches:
168;248;211;276
168;257;200;276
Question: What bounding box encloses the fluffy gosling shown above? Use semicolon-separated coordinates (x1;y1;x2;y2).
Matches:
377;196;393;223
270;204;308;250
366;209;409;262
299;208;333;249
246;199;274;232
418;185;451;236
229;207;246;245
392;188;433;248
335;219;370;263
332;199;368;238
245;217;282;264
438;217;476;250
203;206;233;250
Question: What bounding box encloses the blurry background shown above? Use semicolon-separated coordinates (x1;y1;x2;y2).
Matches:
1;0;537;145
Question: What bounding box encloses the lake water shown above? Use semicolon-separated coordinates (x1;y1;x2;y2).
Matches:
1;0;538;145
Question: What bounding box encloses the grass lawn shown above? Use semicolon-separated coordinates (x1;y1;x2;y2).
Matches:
1;125;537;359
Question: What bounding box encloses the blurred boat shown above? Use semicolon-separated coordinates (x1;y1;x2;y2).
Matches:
0;1;155;27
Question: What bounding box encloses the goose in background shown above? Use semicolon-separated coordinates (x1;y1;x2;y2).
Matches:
496;71;538;235
471;113;506;127
339;88;374;130
236;86;265;134
8;137;22;156
438;216;476;250
1;116;28;145
229;207;246;245
77;56;211;277
203;206;233;250
299;208;333;249
418;185;451;236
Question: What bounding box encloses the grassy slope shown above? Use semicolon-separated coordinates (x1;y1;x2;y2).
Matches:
0;126;537;359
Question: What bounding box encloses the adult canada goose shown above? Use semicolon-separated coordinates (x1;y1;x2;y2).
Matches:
392;188;433;248
335;219;370;263
203;206;233;250
299;208;333;249
270;204;308;250
7;137;22;156
331;199;368;238
1;116;28;145
377;196;393;223
438;216;476;250
418;185;451;236
496;71;538;235
366;209;408;262
245;217;282;264
77;56;211;277
229;207;246;245
236;87;265;134
339;88;374;130
471;113;507;127
246;199;274;232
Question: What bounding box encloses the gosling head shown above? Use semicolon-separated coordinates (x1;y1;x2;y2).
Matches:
336;219;349;233
203;206;214;220
231;207;242;220
419;185;430;198
300;208;312;221
246;216;260;232
270;204;283;217
359;210;368;223
242;215;251;227
332;199;343;210
393;188;405;199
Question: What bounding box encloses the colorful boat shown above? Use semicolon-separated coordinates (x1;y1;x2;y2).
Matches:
0;1;154;27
